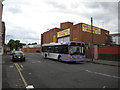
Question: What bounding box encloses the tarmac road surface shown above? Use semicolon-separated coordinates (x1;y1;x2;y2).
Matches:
2;53;119;89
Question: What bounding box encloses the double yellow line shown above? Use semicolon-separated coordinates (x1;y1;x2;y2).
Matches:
14;63;28;87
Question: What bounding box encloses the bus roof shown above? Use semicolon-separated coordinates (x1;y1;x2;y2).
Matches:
42;41;85;46
42;42;61;46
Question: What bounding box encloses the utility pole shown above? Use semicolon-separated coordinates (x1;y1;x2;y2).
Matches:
91;17;94;62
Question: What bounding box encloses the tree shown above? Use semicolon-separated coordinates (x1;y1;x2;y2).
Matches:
7;39;26;50
7;39;15;50
19;43;26;48
32;42;37;45
28;43;31;45
15;40;20;49
28;42;37;45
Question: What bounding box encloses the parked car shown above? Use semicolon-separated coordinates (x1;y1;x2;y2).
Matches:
12;51;25;62
10;51;15;55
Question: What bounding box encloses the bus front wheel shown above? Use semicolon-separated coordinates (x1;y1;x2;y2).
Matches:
45;54;47;59
58;56;61;61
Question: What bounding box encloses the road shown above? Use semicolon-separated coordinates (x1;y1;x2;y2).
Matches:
0;55;2;90
2;53;119;89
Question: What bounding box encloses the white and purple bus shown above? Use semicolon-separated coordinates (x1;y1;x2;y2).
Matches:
42;41;86;62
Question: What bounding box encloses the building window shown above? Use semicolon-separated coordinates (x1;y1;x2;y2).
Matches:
58;36;70;43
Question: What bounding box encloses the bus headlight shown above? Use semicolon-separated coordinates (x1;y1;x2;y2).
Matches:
68;55;72;58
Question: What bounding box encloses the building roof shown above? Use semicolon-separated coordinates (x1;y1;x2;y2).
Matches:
23;44;41;48
110;33;120;36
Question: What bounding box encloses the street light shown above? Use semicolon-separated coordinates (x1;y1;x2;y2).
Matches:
91;17;94;62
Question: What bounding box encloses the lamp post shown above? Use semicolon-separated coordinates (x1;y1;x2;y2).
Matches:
91;17;94;62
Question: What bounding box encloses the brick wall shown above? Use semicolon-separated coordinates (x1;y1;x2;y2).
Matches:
70;24;81;42
60;22;73;30
85;45;120;61
21;48;41;53
41;28;61;45
98;46;120;54
98;46;120;61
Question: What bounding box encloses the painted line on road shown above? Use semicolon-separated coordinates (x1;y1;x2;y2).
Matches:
14;63;28;87
15;63;22;71
85;69;120;79
20;65;24;69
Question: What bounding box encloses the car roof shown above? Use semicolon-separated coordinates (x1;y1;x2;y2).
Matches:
14;51;23;53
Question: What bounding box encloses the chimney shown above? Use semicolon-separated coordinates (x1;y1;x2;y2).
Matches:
60;22;73;30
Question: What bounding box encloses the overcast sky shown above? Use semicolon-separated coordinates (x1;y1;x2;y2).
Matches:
2;0;119;44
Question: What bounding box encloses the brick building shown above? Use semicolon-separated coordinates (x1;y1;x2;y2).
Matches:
1;21;5;45
41;22;110;45
0;0;3;46
0;0;5;55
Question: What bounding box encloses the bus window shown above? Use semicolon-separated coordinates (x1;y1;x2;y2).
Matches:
54;46;59;53
58;46;63;53
64;46;68;54
42;46;48;52
58;45;68;54
48;46;51;52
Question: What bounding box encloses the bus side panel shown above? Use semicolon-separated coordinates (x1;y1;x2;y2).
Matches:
42;52;59;60
71;55;86;62
60;54;71;61
47;53;59;60
60;54;86;62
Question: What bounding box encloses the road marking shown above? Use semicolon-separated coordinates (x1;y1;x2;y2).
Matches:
85;69;120;79
15;63;22;71
9;65;14;68
26;85;34;89
38;61;42;63
28;73;32;75
14;63;28;87
103;86;106;88
14;63;34;89
20;65;24;69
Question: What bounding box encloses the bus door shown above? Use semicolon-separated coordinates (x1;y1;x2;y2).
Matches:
47;46;55;59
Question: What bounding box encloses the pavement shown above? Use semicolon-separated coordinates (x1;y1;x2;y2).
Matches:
0;55;2;64
86;58;120;67
0;55;2;90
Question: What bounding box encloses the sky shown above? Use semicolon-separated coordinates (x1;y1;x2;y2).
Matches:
2;0;119;44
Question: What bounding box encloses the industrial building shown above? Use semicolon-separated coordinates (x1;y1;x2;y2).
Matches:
41;22;110;45
111;33;120;45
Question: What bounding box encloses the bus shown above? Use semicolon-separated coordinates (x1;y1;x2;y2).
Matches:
41;41;86;62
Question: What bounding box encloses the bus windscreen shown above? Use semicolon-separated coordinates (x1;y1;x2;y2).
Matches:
69;46;85;55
